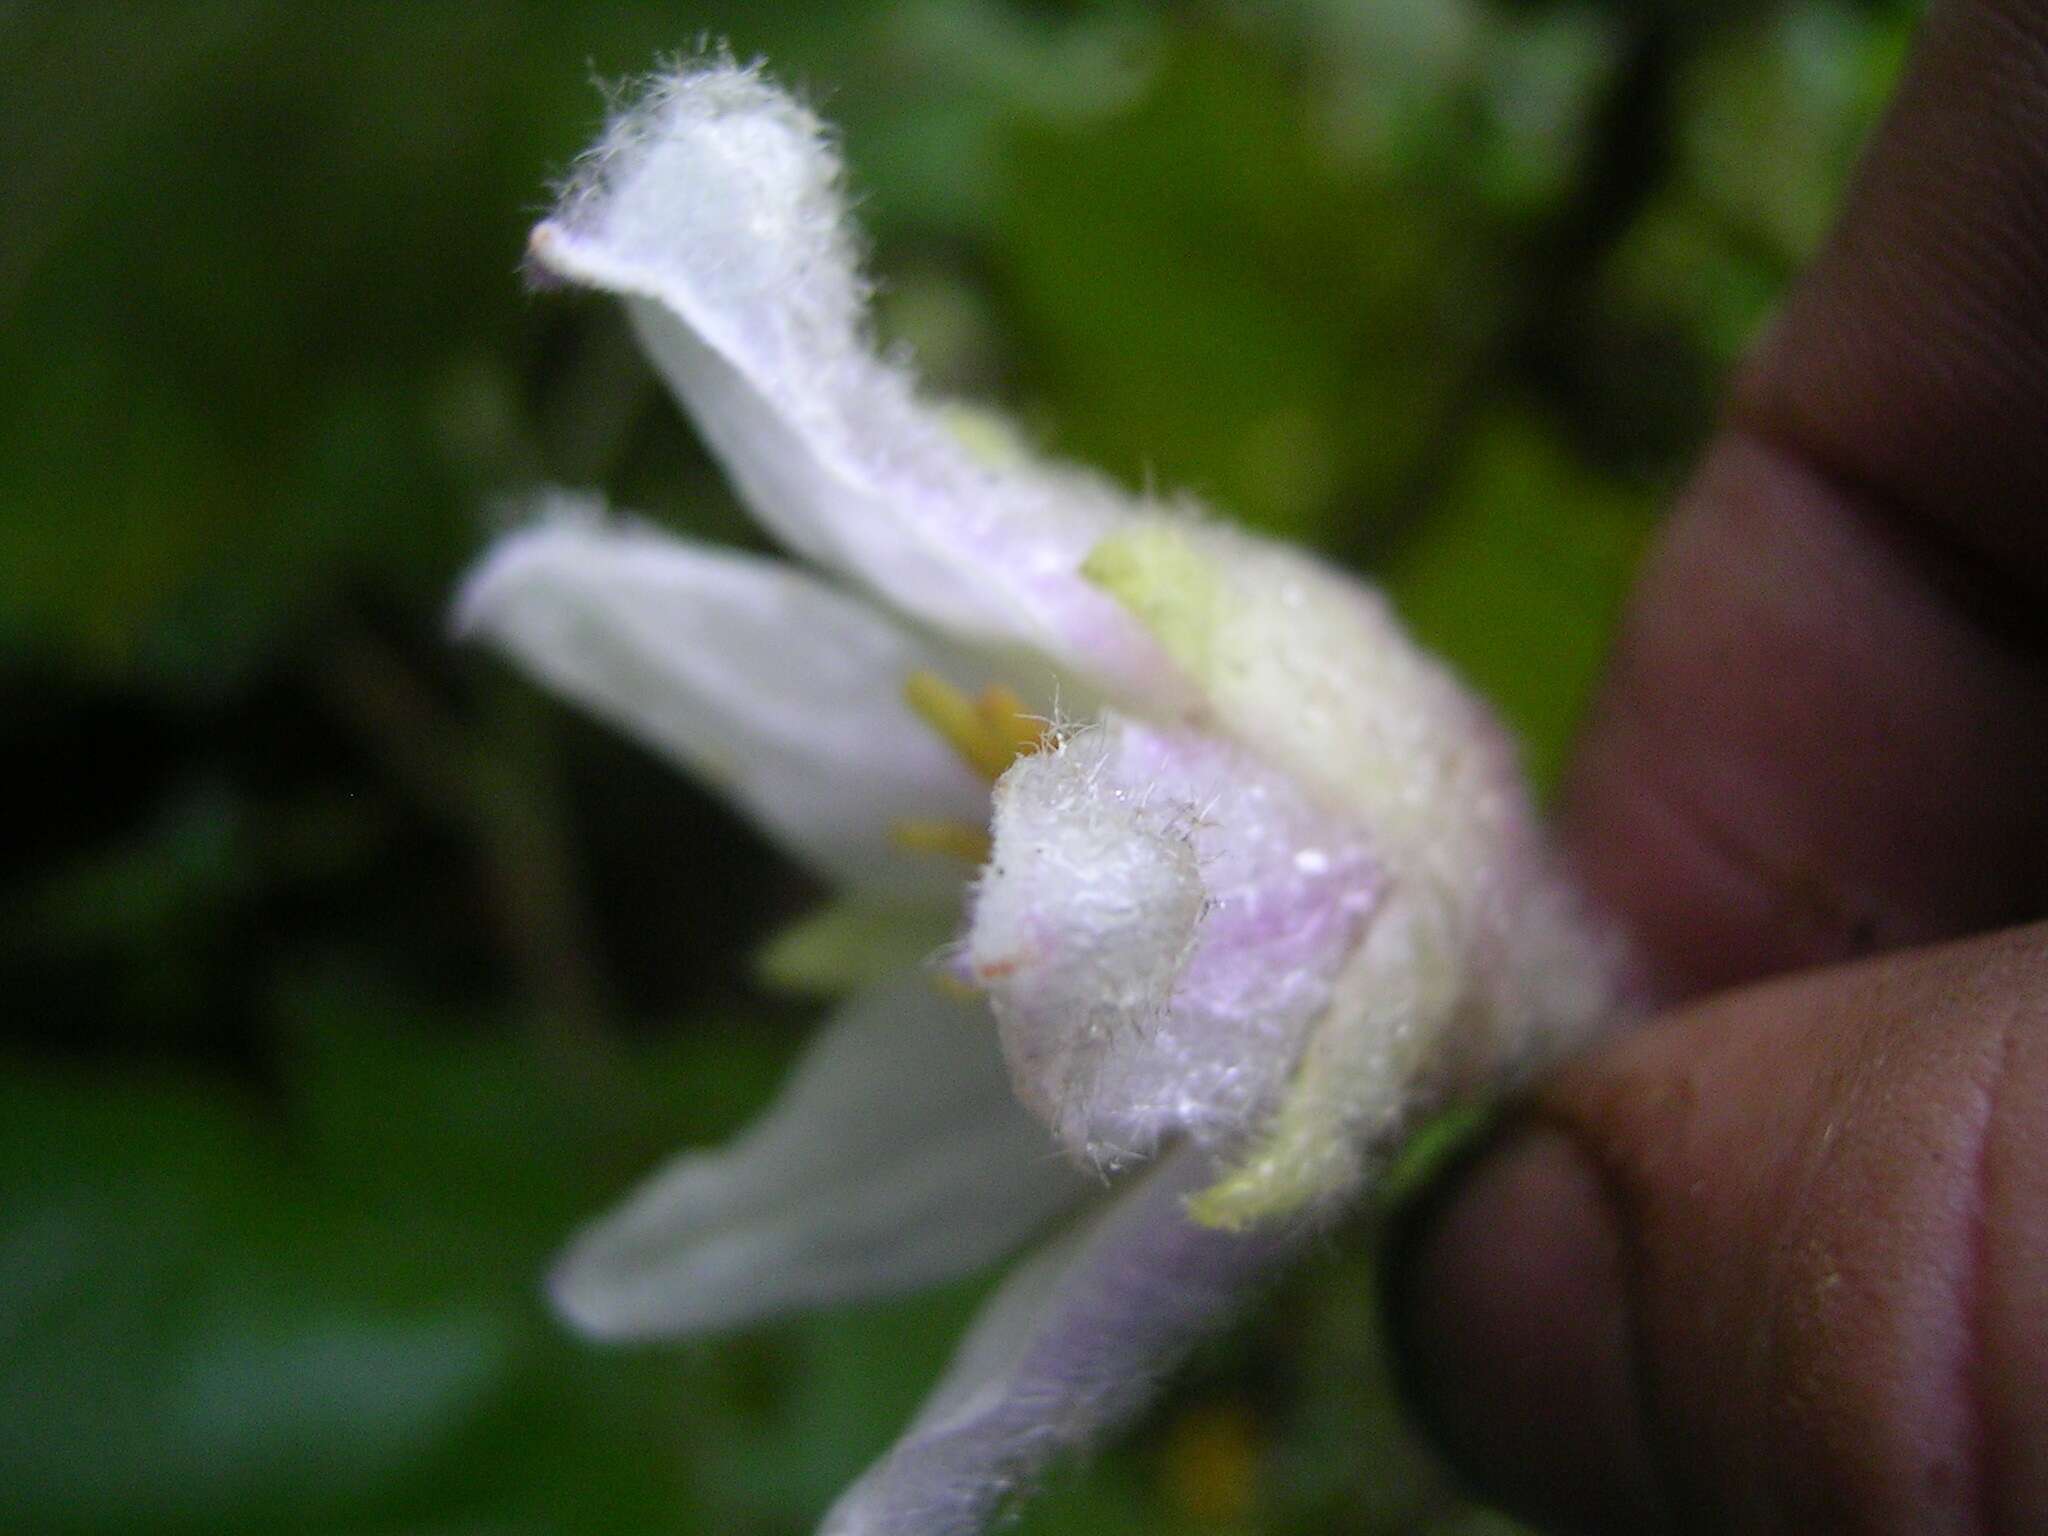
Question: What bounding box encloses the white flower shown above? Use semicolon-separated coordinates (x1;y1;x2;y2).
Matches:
454;58;1619;1536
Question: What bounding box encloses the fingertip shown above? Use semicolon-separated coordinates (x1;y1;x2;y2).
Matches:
1388;1125;1670;1534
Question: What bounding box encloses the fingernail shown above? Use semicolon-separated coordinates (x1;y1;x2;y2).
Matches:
1387;1126;1667;1532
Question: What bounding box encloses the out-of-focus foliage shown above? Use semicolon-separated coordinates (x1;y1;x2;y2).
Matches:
0;2;1916;1531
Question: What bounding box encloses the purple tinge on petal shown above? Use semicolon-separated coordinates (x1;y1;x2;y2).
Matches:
966;714;1384;1169
819;1144;1307;1536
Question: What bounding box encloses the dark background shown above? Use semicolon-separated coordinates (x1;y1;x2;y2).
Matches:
0;3;1914;1531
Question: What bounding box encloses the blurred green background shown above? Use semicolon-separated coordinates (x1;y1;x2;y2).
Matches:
1;2;1915;1532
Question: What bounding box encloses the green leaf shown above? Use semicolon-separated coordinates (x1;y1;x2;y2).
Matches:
1387;409;1654;794
996;26;1506;545
0;1070;511;1532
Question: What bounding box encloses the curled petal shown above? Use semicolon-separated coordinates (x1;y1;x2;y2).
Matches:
526;61;1186;709
549;974;1089;1338
820;1145;1305;1536
966;715;1383;1170
455;503;992;902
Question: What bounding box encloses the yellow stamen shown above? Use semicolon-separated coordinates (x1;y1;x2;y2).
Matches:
976;682;1045;765
904;670;1046;781
889;818;994;864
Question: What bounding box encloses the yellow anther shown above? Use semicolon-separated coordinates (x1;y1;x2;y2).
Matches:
904;670;1046;781
976;683;1045;765
890;818;994;865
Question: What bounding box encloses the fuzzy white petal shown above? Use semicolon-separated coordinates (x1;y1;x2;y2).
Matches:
819;1145;1303;1536
967;714;1383;1170
455;504;992;901
526;62;1185;708
549;974;1089;1338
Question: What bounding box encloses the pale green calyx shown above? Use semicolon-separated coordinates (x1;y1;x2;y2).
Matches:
1082;517;1620;1225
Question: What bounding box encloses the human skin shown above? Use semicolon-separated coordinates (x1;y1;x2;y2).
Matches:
1387;1;2048;1531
